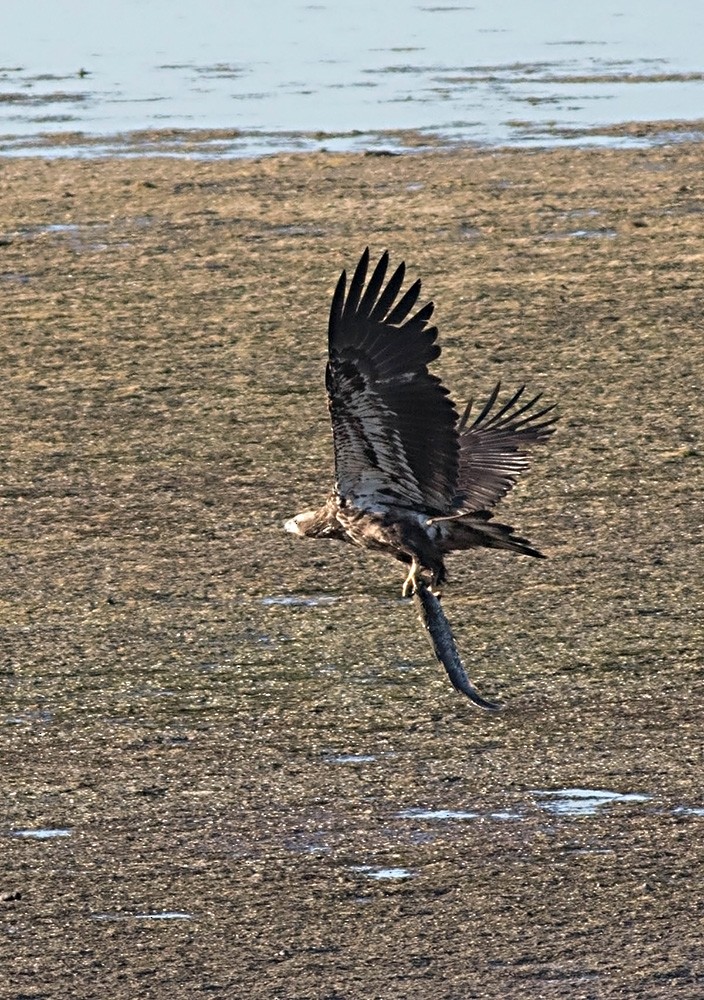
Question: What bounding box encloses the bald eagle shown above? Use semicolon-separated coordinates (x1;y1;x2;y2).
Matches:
285;248;556;704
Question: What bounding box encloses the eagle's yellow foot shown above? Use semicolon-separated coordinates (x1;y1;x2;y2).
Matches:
402;561;420;598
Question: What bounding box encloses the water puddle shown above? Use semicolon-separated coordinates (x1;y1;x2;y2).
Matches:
351;866;416;881
37;223;81;234
399;806;523;822
397;791;683;826
543;228;617;240
563;208;601;218
11;828;72;839
533;788;650;816
325;753;378;764
568;228;617;238
398;808;480;821
10;221;116;253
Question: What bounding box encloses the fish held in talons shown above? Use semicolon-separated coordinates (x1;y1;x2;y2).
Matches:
413;581;503;711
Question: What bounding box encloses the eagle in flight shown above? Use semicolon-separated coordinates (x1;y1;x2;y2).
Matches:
285;248;556;705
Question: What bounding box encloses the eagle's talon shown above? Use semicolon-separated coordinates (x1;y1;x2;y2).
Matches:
402;562;421;598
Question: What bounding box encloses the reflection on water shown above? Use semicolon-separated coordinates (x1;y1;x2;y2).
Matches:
1;0;703;155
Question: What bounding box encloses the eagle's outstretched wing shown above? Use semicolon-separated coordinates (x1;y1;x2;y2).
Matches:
327;248;459;514
454;383;556;513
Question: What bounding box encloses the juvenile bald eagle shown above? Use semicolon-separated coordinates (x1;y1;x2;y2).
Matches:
285;248;556;599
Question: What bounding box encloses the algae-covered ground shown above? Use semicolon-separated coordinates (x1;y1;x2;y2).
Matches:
1;143;703;998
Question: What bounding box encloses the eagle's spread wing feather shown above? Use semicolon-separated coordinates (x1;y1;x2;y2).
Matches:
454;382;556;512
327;248;459;514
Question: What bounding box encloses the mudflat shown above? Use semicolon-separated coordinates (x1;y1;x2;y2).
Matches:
2;144;702;998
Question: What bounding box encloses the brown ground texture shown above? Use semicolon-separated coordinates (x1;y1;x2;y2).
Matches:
1;143;703;999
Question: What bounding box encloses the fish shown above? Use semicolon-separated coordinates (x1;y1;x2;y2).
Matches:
413;582;503;711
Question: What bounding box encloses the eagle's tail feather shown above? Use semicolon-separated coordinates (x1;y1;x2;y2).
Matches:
441;512;545;559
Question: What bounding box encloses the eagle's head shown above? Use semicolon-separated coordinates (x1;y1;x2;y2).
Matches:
284;511;313;536
284;507;344;540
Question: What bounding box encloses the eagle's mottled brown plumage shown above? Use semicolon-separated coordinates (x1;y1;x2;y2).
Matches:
285;248;556;598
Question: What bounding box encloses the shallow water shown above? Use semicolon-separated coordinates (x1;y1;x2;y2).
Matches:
2;0;703;155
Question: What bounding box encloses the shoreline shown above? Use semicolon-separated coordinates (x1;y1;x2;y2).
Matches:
2;116;704;159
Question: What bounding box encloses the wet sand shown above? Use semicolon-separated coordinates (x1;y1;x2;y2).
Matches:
2;144;703;997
